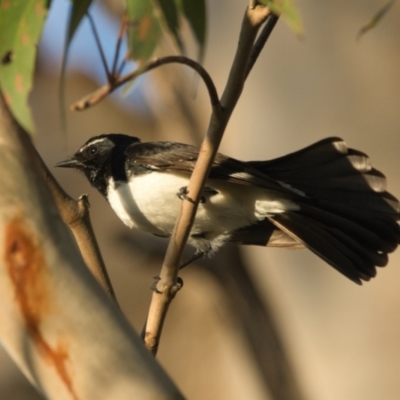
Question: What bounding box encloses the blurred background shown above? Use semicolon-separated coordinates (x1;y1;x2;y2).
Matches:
1;0;400;399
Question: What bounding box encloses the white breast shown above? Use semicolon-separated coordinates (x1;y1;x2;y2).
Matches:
107;172;187;235
107;171;300;240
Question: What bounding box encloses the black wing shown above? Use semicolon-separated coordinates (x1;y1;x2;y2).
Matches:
124;141;295;194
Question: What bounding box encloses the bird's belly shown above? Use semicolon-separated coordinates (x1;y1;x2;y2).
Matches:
107;172;262;238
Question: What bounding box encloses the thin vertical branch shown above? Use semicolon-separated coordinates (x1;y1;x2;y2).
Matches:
246;13;279;79
111;14;128;77
87;12;111;80
143;4;273;356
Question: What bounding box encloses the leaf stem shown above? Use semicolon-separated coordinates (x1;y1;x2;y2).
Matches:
111;14;128;79
87;12;111;80
70;55;220;112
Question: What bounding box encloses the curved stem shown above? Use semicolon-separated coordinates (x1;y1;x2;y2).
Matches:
71;55;220;112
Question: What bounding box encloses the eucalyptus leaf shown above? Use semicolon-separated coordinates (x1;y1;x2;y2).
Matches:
156;0;185;54
178;0;206;61
0;0;51;134
262;0;303;35
60;0;92;131
125;0;162;63
65;0;92;46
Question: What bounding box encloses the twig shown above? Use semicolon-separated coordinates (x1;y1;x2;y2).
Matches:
27;140;118;303
248;0;259;10
116;57;127;77
70;55;220;112
87;12;111;80
246;13;279;79
143;4;273;355
111;14;128;78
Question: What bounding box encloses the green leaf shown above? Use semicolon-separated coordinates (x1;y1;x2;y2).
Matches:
262;0;303;36
125;0;162;63
66;0;92;46
0;0;51;134
357;0;396;39
177;0;206;61
155;0;185;54
60;0;92;131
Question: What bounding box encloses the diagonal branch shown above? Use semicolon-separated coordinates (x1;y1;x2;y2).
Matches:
26;137;117;303
43;177;118;303
143;4;274;355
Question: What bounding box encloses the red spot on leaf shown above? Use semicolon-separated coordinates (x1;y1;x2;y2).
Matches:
21;33;29;46
1;1;11;8
4;92;12;106
138;16;152;40
4;218;79;400
15;73;24;93
35;1;45;15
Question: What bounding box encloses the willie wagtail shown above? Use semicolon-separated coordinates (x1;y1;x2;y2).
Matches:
56;134;400;284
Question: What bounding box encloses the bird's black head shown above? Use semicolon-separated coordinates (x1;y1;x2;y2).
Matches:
56;134;141;195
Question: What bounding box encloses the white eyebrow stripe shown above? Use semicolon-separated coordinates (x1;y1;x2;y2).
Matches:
79;138;106;151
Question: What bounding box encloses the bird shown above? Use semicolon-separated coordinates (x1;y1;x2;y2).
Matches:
56;134;400;284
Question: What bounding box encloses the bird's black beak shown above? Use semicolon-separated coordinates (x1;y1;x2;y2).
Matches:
55;158;80;168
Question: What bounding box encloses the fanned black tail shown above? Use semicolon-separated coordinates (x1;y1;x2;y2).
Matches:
234;137;400;284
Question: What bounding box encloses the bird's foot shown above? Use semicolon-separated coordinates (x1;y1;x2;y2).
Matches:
177;186;206;203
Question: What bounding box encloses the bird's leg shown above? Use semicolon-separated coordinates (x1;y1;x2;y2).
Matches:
179;251;206;269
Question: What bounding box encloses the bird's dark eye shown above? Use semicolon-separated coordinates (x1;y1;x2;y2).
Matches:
87;145;98;157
